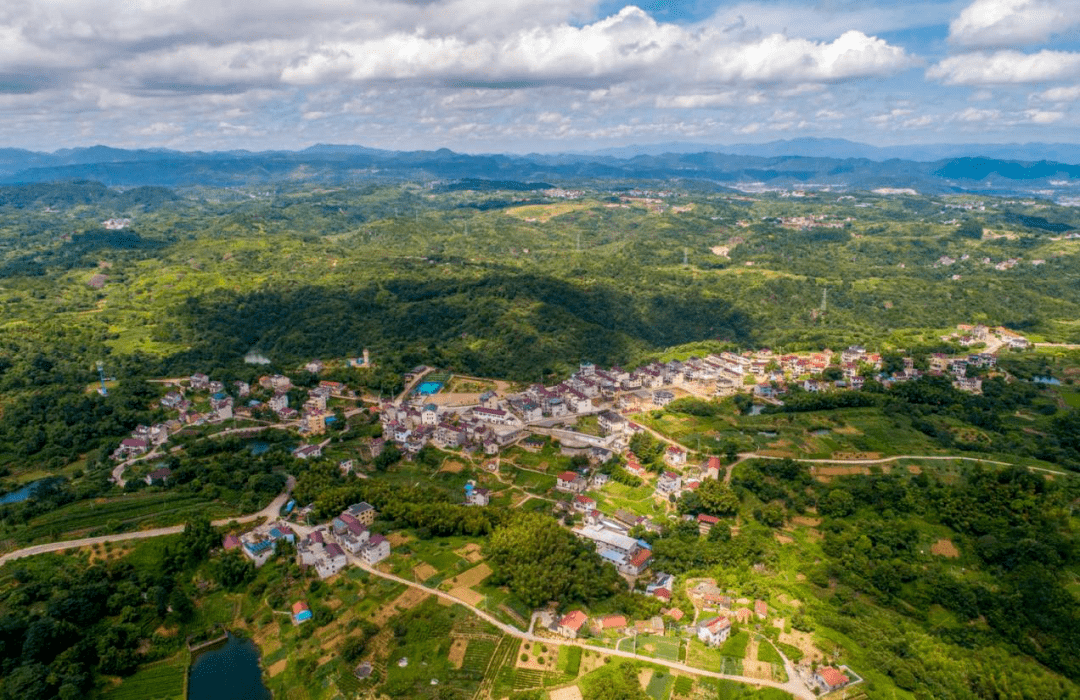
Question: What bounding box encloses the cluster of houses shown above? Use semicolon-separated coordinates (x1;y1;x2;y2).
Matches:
224;521;297;567
690;580;769;647
223;502;390;579
378;396;525;458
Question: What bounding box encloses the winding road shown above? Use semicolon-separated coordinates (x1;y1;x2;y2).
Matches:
0;477;295;567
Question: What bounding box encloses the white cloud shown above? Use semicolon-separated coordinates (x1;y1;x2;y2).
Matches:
954;107;1000;122
1036;85;1080;102
927;49;1080;85
948;0;1080;49
1024;109;1064;123
656;93;742;108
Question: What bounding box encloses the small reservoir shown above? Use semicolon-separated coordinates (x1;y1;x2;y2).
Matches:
188;633;271;700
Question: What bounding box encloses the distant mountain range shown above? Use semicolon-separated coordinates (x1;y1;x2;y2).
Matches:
1;140;1080;200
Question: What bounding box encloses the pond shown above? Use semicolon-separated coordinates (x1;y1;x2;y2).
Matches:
249;442;270;456
188;633;271;700
0;480;43;505
1031;376;1062;385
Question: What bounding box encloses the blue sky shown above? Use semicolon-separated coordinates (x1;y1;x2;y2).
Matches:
0;0;1078;152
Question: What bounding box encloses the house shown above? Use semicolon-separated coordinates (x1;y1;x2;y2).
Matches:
556;610;588;639
814;667;850;693
339;529;371;554
305;360;324;374
222;534;240;550
664;446;687;466
362;534;391;565
242;539;276;567
189;373;210;390
652;390;675;407
339;459;354;474
600;614;627;631
115;437;149;458
346;502;377;525
333;512;365;537
316;543;348;579
293;601;312;624
597;410;627;434
145;467;171;486
292;444;323;460
697;513;720;535
572;495;596;512
421;403;439;426
652;587;672;603
556;471;588;493
466;486;491;506
626;548;652;576
754;600;768;620
664;607;685;622
697;616;731;646
656;471;682;495
269;391;289;412
590;472;610;489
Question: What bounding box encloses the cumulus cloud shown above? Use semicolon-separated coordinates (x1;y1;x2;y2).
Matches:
948;0;1080;49
1036;85;1080;102
927;49;1080;85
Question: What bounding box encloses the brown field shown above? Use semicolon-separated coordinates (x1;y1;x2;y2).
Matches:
778;629;824;663
932;538;960;558
828;451;881;460
815;465;873;477
455;542;485;563
774;533;794;545
549;685;584;700
440;460;466;474
832;425;863;435
387;532;413;546
638;668;654;690
445;562;492;589
268;659;288;677
413;563;439;581
516;641;559;671
791;516;822;527
372;588;430;626
906;464;923;474
449;587;485;606
448;637;468;669
742;659;774;680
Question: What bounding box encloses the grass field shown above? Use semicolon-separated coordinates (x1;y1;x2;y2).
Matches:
646;670;675;700
635;635;681;661
102;653;187;700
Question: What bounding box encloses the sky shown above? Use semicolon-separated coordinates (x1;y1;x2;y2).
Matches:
1;0;1079;153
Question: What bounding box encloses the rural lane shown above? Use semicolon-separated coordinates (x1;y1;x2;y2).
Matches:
0;478;295;567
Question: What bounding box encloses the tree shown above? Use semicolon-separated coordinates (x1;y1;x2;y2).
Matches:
820;488;856;518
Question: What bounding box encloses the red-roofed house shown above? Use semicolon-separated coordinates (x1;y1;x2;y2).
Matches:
663;607;684;622
815;667;850;692
292;601;312;624
626;548;652;575
697;513;720;535
733;608;752;624
556;471;587;493
600;614;628;630
223;534;240;550
557;610;588;639
573;494;597;512
652;587;671;602
754;600;768;620
696;616;731;646
705;456;722;479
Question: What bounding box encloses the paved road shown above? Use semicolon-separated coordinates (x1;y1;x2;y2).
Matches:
0;478;295;567
345;555;814;699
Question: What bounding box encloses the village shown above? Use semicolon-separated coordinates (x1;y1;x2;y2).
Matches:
93;322;1044;698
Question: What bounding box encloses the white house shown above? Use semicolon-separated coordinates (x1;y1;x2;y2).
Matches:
362;535;391;565
697;616;731;646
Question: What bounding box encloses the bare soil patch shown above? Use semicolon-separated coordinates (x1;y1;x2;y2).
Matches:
268;659;288;677
440;460;466;474
448;637;468;669
455;542;485;563
778;629;823;663
387;532;413;547
742;659;774;680
774;533;794;545
449;587;486;606
638;668;654;690
906;464;923;475
791;516;822;527
413;563;439;581
445;562;492;589
372;588;430;627
549;685;584;700
932;538;960;558
516;642;559;671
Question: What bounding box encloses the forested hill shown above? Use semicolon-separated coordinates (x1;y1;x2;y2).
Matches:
4;145;1080;199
